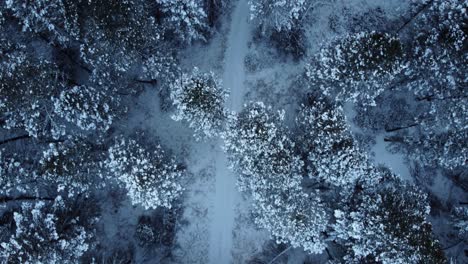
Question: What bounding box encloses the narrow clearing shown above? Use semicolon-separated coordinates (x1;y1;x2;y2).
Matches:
208;0;251;263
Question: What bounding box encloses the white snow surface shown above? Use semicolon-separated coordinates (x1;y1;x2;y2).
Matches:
371;134;412;182
222;0;250;113
343;103;412;182
208;0;251;263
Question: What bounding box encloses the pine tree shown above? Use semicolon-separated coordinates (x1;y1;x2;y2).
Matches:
4;0;77;44
295;98;369;187
333;177;445;263
3;0;169;96
1;56;68;139
398;130;467;170
408;0;466;99
223;102;300;182
0;55;120;139
4;0;161;49
452;206;468;243
251;174;328;254
156;0;209;43
388;0;467;169
223;101;329;254
0;195;99;263
142;53;180;88
248;0;309;33
407;0;467;124
1;136;107;199
306;32;405;106
39;137;107;195
107;135;184;209
0;150;29;193
53;85;116;133
171;67;227;140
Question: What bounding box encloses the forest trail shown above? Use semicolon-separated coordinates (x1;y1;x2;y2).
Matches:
208;0;251;263
223;0;250;112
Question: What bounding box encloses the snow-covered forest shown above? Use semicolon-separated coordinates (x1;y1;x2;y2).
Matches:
0;0;467;263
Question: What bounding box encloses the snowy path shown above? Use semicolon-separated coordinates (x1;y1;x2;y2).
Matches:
223;0;250;112
208;0;251;263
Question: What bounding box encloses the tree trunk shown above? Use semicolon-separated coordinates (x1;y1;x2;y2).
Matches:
325;247;334;260
39;33;92;74
134;78;158;85
417;94;468;102
396;0;434;34
268;245;292;264
384;136;405;143
385;123;419;132
0;134;31;145
0;195;54;203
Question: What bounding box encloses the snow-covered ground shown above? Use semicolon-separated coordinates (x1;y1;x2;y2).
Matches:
167;1;256;263
222;0;250;112
130;1;459;263
371;134;412;182
343;102;412;182
2;0;465;263
208;0;251;263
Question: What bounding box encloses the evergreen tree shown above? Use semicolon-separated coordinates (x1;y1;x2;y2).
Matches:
395;130;467;170
39;137;107;195
407;0;467;131
223;102;300;182
306;31;405;105
1;136;107;200
142;53;180;88
407;0;466;101
3;0;174;95
1;56;69;139
248;0;309;33
223;102;329;254
0;195;99;263
452;206;468;243
171;67;227;140
4;0;161;49
156;0;209;43
333;178;445;263
0;53;120;139
295;99;369;187
107;134;184;209
251;174;328;254
386;0;467;170
0;150;30;193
